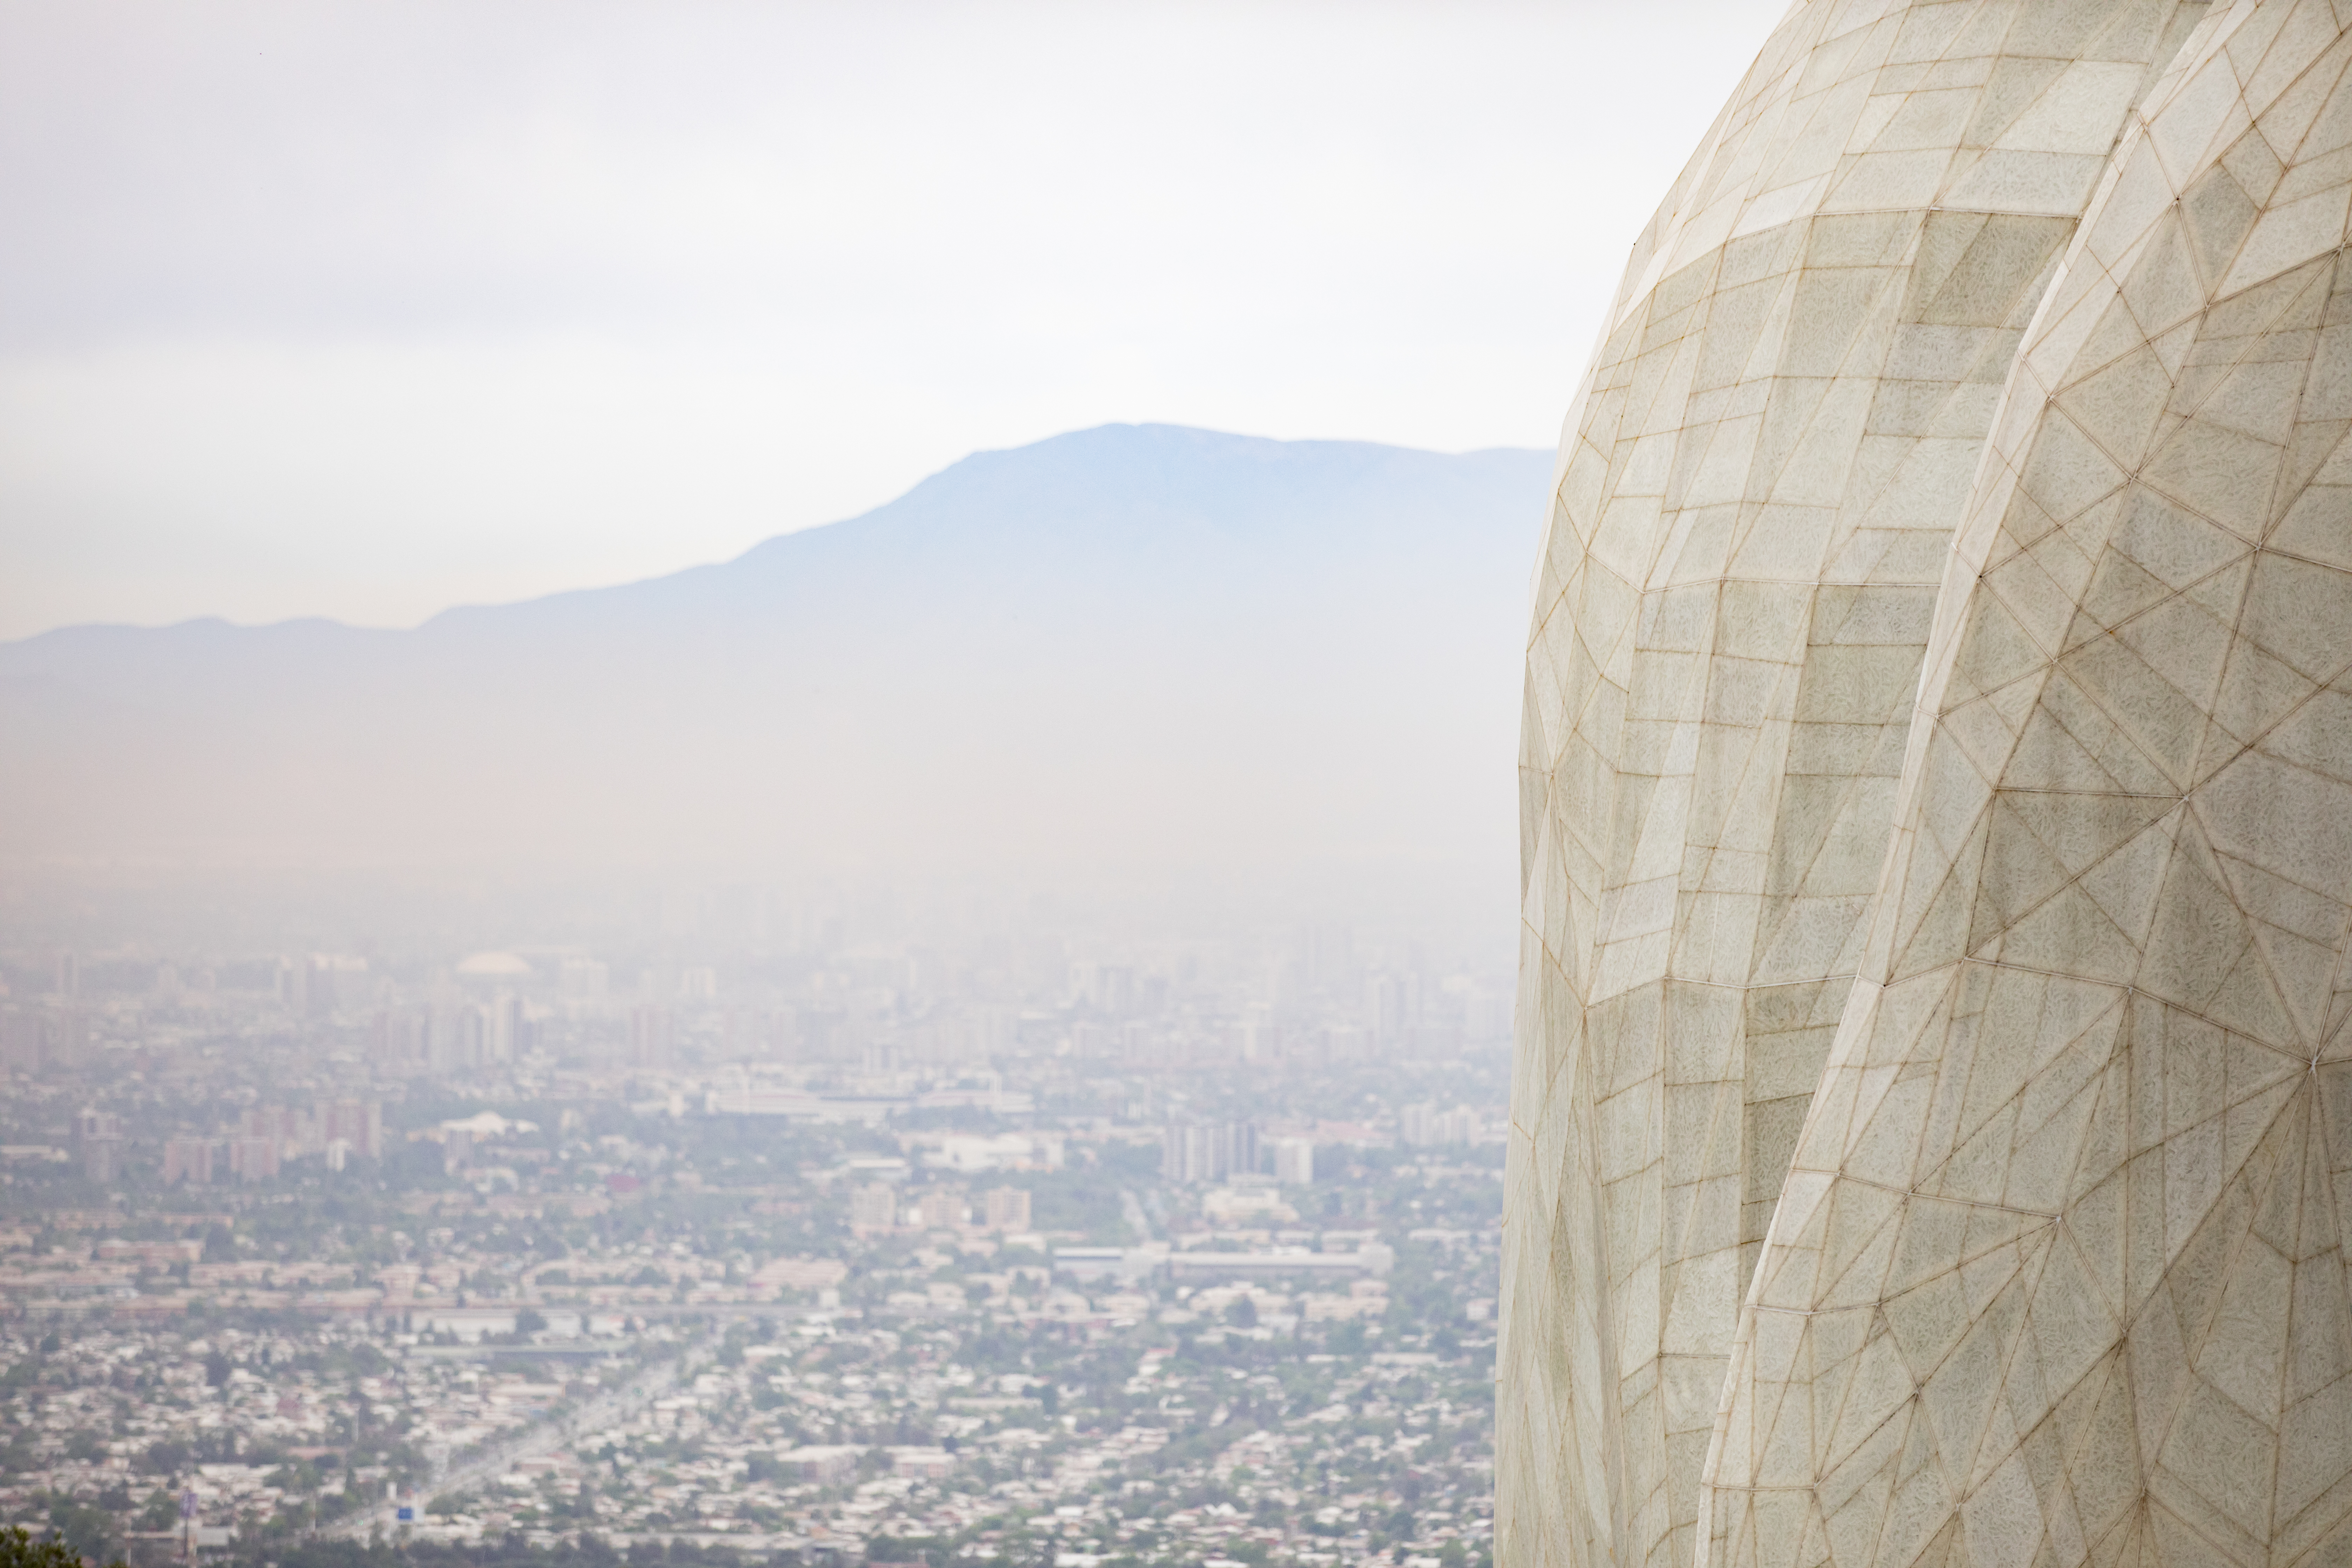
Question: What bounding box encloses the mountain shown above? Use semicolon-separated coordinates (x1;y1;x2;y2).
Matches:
0;424;1549;936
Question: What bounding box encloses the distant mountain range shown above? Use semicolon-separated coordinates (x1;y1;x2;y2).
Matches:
0;425;1549;939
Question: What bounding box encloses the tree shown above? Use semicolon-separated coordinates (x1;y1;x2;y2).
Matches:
43;1498;119;1565
0;1524;124;1568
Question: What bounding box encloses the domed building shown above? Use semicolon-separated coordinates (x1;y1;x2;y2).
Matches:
1505;8;2352;1568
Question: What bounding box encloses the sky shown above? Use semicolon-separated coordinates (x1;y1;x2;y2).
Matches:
0;0;1779;640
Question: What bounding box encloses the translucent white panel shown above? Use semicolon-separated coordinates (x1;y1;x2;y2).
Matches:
1503;6;2221;1568
1690;10;2352;1568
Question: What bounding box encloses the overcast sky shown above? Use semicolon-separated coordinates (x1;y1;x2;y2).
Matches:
0;0;1777;638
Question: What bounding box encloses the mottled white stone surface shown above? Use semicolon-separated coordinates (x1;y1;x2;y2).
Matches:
1495;4;2293;1568
1702;6;2352;1568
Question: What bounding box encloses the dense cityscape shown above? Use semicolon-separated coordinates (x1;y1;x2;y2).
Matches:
0;899;1506;1568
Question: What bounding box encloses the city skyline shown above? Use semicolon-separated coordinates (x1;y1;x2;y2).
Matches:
0;883;1511;1568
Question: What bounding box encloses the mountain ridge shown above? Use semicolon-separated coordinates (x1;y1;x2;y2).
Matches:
0;423;1550;942
4;424;1545;649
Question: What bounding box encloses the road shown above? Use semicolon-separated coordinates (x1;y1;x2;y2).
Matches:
325;1343;712;1540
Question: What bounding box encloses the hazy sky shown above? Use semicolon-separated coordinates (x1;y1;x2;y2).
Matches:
0;0;1777;639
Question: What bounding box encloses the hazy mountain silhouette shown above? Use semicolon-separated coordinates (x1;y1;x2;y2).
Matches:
0;424;1547;932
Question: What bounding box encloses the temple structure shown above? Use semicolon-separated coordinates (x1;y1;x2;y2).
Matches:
1503;7;2352;1568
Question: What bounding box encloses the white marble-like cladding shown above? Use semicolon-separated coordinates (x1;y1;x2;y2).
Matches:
1502;6;2352;1568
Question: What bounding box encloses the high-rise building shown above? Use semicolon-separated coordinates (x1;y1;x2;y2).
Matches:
912;1187;965;1232
39;1008;88;1071
277;955;311;1018
162;1138;215;1186
1238;1003;1278;1064
849;1183;897;1237
1504;8;2352;1568
375;1008;430;1069
1162;1123;1206;1183
1270;1137;1314;1187
75;1110;122;1185
1367;970;1421;1051
326;1099;382;1160
82;1141;121;1184
484;993;522;1064
1400;1104;1477;1149
629;1005;674;1069
77;1124;120;1185
239;1105;295;1150
982;1186;1031;1233
1225;1121;1256;1181
227;1137;278;1183
1160;1120;1258;1184
426;1007;467;1074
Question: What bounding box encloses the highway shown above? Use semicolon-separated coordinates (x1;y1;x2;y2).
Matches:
324;1343;712;1540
